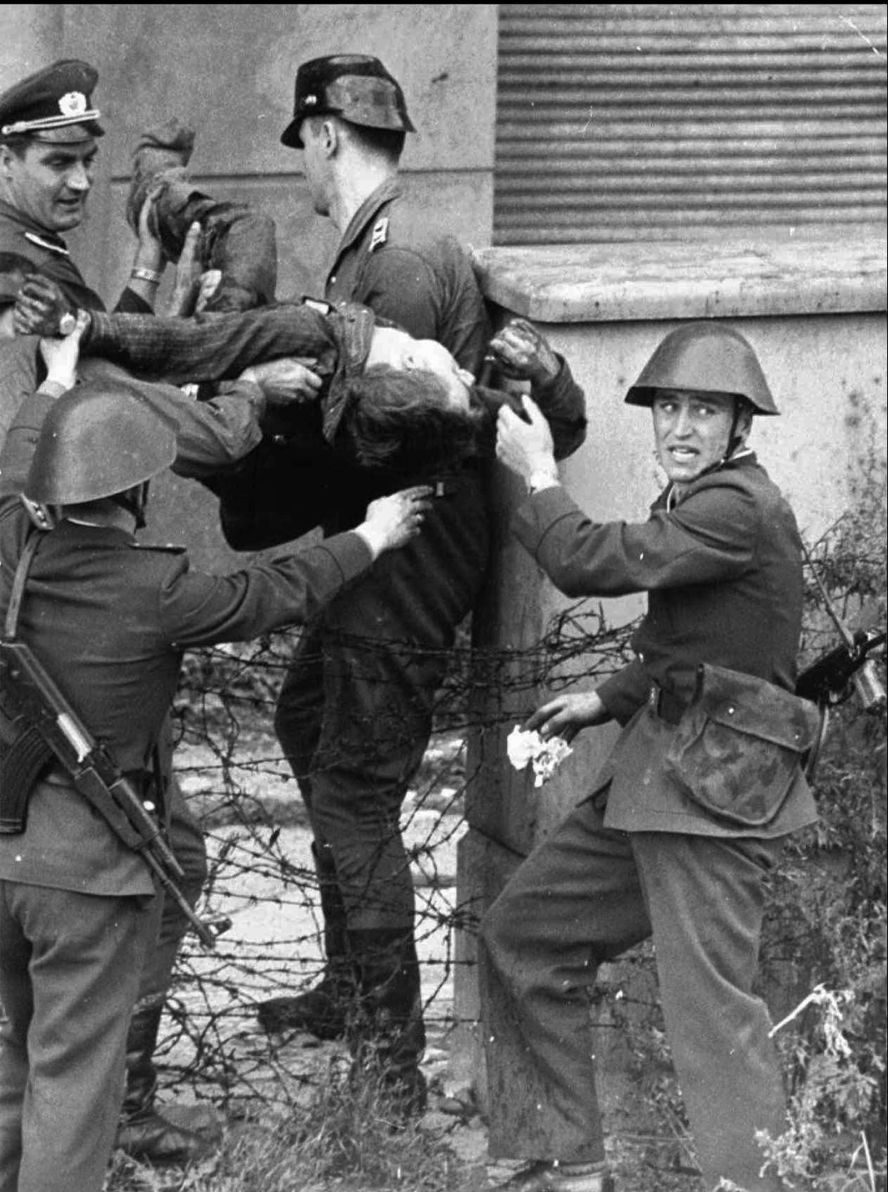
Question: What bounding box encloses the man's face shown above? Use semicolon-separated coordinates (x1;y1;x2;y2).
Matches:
0;137;97;233
652;389;743;487
298;118;331;216
366;327;475;410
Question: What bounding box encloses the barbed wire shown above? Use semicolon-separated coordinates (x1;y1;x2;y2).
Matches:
155;526;886;1114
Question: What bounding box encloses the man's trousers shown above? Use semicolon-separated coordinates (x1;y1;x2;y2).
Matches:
0;882;155;1192
133;776;207;1015
480;793;788;1192
274;471;489;932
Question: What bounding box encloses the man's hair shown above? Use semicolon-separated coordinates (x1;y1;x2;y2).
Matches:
346;121;405;163
302;113;405;164
0;136;32;159
338;365;482;475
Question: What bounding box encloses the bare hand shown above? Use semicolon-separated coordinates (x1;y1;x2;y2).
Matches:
38;309;90;390
165;221;203;316
356;485;434;557
240;357;324;405
495;394;556;482
14;275;75;337
134;192;164;270
486;318;560;386
193;269;222;314
524;691;610;743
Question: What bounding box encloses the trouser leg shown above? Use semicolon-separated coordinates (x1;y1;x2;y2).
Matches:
0;885;30;1192
347;926;428;1114
118;776;213;1163
263;630;356;1035
255;838;356;1038
632;832;787;1192
131;774;208;1019
480;795;651;1163
0;881;154;1192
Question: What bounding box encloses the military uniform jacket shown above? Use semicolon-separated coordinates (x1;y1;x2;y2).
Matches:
0;389;375;896
325;177;491;374
0;198;150;313
512;455;819;839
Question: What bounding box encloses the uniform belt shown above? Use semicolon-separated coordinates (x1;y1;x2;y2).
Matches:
649;683;686;726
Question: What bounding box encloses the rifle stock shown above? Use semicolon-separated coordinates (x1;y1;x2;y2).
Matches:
0;638;227;949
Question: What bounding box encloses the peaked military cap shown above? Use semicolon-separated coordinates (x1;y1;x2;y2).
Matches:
281;54;415;148
625;321;779;416
0;59;104;141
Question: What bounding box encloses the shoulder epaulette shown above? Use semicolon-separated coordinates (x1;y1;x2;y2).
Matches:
130;541;187;554
369;216;389;252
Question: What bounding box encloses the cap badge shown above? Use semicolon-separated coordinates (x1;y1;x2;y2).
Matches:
58;91;88;118
304;94;318;107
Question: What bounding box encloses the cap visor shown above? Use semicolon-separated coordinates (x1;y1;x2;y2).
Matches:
31;120;104;143
280;117;304;149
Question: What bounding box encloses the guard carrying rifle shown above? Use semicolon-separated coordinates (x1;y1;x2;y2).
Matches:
0;315;431;1192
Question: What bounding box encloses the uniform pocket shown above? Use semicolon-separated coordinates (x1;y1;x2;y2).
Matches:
663;663;820;827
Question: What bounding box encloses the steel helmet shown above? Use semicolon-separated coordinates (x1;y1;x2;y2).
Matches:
26;381;178;505
625;322;779;415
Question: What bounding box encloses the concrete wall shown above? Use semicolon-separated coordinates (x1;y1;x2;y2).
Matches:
1;3;498;568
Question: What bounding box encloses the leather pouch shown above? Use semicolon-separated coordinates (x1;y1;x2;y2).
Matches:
664;662;820;826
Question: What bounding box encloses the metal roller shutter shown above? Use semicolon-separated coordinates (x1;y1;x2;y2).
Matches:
494;3;888;244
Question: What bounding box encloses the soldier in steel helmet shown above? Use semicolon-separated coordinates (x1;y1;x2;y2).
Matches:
0;315;431;1192
477;321;819;1192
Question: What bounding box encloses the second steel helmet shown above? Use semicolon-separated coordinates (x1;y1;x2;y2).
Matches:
280;54;415;149
26;382;178;505
625;321;779;415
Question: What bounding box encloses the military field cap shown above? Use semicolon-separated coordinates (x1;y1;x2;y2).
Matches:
0;59;104;142
281;54;415;148
625;321;779;416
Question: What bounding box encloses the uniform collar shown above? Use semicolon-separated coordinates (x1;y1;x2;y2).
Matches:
0;198;70;256
334;176;402;261
57;518;135;545
659;449;759;511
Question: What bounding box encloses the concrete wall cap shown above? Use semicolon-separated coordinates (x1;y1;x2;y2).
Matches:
471;236;887;324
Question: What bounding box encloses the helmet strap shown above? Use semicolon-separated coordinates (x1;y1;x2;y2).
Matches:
110;481;150;530
721;398;753;465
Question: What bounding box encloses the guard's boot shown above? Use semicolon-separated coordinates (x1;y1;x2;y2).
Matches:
346;927;428;1122
115;1004;217;1165
257;842;355;1039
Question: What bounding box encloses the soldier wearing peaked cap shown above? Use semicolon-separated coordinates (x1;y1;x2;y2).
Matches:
0;57;218;1168
253;51;503;1117
0;58;163;313
478;321;819;1192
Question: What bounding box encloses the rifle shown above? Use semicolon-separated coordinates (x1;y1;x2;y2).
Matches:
795;626;886;708
796;552;886;780
0;638;229;950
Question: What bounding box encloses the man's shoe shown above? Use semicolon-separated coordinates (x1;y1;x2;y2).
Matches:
256;975;351;1040
115;1106;217;1166
489;1159;614;1192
